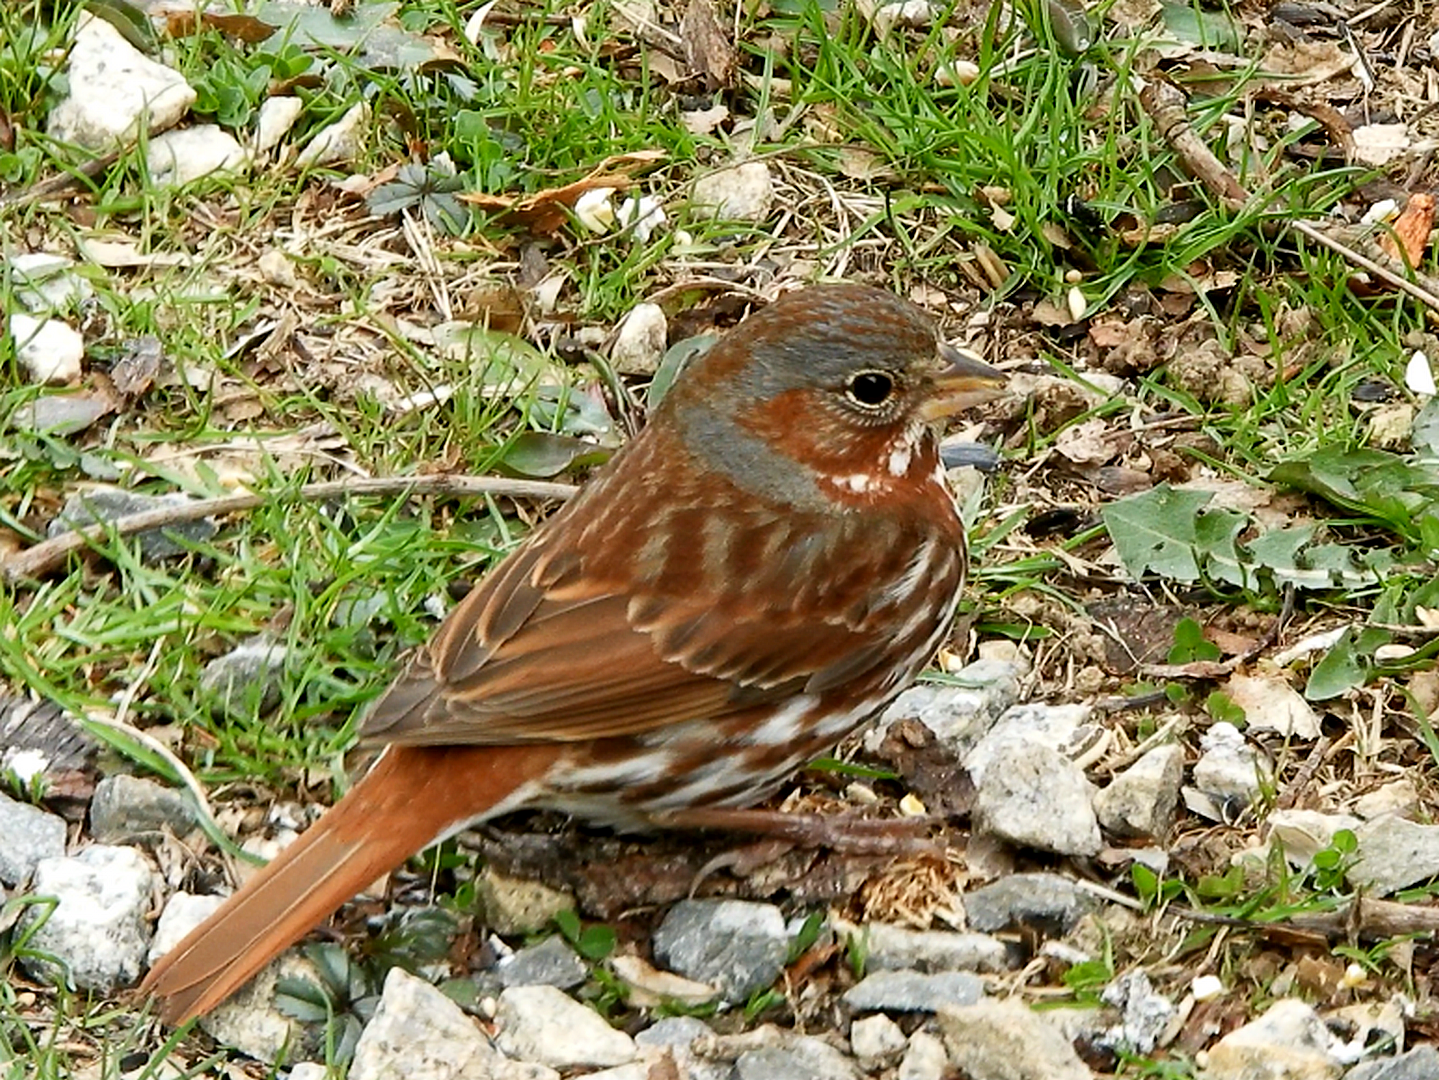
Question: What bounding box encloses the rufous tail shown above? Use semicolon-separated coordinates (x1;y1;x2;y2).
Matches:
140;743;561;1024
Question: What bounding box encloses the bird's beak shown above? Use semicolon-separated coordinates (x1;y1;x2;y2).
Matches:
918;341;1007;421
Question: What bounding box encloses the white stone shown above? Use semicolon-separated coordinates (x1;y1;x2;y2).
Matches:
47;14;195;150
691;162;773;221
10;314;84;383
21;845;153;992
196;952;317;1062
1191;721;1270;806
938;999;1091;1080
496;985;636;1069
610;302;668;375
574;188;617;233
1192;974;1225;1002
148;125;247;187
350;967;549;1080
973;740;1102;857
851;1014;907;1067
617;195;666;242
964;702;1094;784
297;103;369;168
147;892;226;967
1353;778;1419;820
833;919;1007;973
898;1030;947;1080
1202;998;1343;1078
1094;743;1185;839
1351;815;1439;896
254;95;305;154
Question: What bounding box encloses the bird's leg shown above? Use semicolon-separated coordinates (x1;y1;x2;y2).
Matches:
650;806;941;856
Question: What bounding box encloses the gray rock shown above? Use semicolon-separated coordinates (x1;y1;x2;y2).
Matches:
286;1064;329;1080
10;394;113;437
636;1016;712;1048
9;253;91;314
1201;998;1342;1080
47;14;194;150
199;953;323;1064
635;1016;723;1080
1094;744;1184;840
201;636;289;718
690;162;773;222
91;774;197;843
1351;816;1439;896
851;1014;907;1068
578;1065;650;1080
475;866;575;935
853;920;1009;973
964;873;1095;935
495;985;636;1069
1099;969;1173;1054
871;658;1024;753
843;969;983;1013
350;967;557;1080
973;741;1102;856
1347;1046;1439;1080
937;998;1091;1080
48;485;217;561
21;845;153;992
731;1038;858;1080
964;702;1095;783
899;1030;948;1080
147;891;226;967
496;936;587;989
0;791;67;885
652;899;788;1002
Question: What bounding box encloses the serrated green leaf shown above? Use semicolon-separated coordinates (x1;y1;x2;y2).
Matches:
1305;627;1366;700
1245;525;1314;573
648;334;717;409
1415;399;1439;460
1194;507;1251;588
497;432;611;478
1102;485;1213;581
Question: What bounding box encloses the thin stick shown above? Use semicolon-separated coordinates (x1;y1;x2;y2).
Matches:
3;474;578;583
1138;79;1439;317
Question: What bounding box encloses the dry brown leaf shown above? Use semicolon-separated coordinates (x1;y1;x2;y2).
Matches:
1377;193;1435;268
458;151;665;235
163;9;278;43
680;0;736;90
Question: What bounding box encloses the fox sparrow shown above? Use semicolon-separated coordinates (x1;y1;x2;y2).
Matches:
141;282;1004;1022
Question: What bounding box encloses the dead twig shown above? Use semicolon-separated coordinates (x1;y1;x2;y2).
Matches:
1138;79;1439;318
3;474;577;583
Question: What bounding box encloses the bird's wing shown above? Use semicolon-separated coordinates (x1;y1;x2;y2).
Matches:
359;494;962;748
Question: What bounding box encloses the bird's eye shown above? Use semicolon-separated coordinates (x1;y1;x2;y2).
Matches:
846;370;895;408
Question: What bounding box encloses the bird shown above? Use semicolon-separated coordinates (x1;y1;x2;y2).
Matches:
140;282;1005;1023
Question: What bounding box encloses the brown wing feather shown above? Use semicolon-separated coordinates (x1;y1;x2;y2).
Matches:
361;433;964;749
